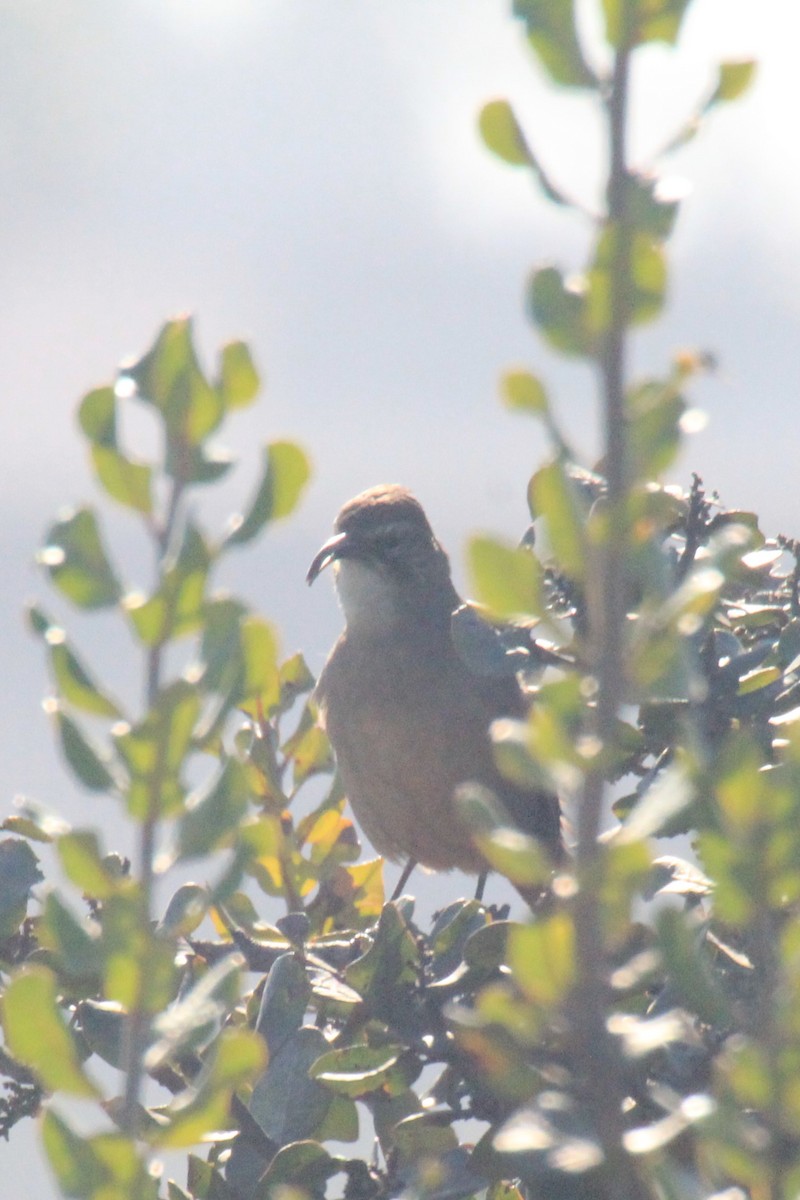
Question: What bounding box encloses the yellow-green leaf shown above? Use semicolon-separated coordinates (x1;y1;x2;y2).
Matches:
4;966;100;1096
501;370;549;415
219;339;260;409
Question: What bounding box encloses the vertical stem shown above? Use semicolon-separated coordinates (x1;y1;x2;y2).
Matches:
571;24;650;1200
120;471;185;1133
578;28;632;863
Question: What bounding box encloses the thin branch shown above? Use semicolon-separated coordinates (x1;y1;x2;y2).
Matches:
120;469;186;1135
572;22;652;1200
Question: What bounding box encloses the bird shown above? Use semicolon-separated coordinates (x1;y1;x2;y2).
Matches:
306;484;562;902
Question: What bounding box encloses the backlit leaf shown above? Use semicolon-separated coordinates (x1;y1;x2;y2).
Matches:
39;508;122;609
479;99;531;166
226;441;311;546
218;339;260;409
4;966;100;1096
501;370;549;415
90;444;153;514
528;267;593;357
513;0;597;87
468;536;543;621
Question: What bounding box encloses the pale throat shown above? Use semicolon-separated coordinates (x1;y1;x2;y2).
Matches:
334;559;401;632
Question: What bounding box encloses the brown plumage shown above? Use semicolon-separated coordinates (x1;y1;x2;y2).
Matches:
307;485;562;890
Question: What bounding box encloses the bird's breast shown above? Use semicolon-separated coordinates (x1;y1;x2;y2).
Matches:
315;628;521;872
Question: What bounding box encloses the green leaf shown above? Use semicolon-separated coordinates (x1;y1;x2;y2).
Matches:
154;1027;267;1148
724;1039;773;1111
226;440;311;546
42;1112;111;1199
778;619;800;667
52;707;119;792
372;1089;423;1150
467;534;543;620
178;758;250;859
31;613;123;718
501;370;549;415
0;838;43;937
239;616;281;716
178;443;236;486
158;882;208;936
627;378;686;480
255;954;311;1056
90;444;153;514
600;840;653;946
3;965;100;1096
463;920;514;973
79;371;153;512
513;0;597;88
528;460;588;580
125;315;223;446
102;893;179;1012
528;266;593;357
58;830;122;899
147;953;243;1071
249;1025;332;1144
199;596;249;694
448;1008;541;1102
656;908;731;1027
707;60;757;107
392;1113;460;1164
479;102;571;206
315;1093;360;1144
113;681;199;819
278;652;316;711
626;173;682;241
78;386;117;446
628;233;668;324
1;796;69;843
168;1184;193;1200
76;1000;128;1068
617;761;695;842
428;899;489;976
124;521;211;646
602;0;691;47
462;795;552;889
254;1141;341;1199
479;99;532;166
587;228;667;332
346;904;421;1012
310;1043;412;1098
282;704;335;786
508;913;576;1005
41;892;103;983
0;837;43;906
737;665;781;696
218;339;260;409
52;642;122;718
39;508;122;609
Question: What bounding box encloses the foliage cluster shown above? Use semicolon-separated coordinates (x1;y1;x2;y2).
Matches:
2;3;795;1200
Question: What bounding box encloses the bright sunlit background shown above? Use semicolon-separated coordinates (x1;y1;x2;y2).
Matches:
2;1;799;1193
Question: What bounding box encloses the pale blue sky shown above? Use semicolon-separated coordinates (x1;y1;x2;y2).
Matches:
2;1;799;1192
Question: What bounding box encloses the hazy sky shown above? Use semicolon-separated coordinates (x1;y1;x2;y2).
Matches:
2;1;799;1192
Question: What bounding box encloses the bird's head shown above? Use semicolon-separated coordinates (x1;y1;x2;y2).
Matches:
307;485;459;627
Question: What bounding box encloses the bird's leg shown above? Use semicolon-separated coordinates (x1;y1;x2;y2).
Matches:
390;858;417;901
474;872;488;902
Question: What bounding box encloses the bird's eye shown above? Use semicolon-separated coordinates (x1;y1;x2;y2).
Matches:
375;527;404;556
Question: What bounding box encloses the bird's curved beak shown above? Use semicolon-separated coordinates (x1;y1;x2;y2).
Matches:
306;531;349;585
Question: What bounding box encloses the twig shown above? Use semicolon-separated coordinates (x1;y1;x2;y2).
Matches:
572;24;651;1200
120;469;186;1134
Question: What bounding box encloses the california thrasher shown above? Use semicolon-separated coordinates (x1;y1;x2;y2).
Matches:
307;484;562;899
